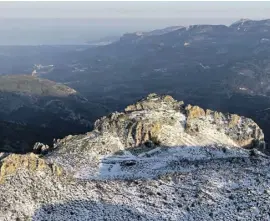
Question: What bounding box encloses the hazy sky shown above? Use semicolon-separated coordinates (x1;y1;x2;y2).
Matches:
0;1;270;20
0;1;270;45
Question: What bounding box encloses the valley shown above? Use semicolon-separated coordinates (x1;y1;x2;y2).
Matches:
2;19;270;151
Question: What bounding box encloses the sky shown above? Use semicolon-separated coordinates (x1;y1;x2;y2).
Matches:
0;1;270;45
0;1;270;20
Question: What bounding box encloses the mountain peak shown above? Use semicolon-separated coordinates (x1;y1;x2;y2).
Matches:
0;94;268;220
43;94;265;180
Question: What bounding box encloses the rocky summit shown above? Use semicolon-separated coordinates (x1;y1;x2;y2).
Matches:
0;94;270;221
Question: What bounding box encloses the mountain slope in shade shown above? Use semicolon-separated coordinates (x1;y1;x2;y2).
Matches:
0;75;106;153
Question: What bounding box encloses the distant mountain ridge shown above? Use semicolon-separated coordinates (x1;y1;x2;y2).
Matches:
117;19;270;42
86;36;120;46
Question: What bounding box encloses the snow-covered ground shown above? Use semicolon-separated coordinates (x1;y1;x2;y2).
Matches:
1;147;270;221
74;146;251;180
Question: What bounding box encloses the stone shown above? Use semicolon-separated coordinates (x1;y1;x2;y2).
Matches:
185;105;206;119
33;142;50;155
0;153;63;183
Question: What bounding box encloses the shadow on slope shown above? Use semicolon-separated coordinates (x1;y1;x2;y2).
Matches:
32;200;156;221
68;142;265;181
99;146;249;180
0;91;108;154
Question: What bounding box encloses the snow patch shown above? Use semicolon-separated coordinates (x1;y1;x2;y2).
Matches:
74;146;251;180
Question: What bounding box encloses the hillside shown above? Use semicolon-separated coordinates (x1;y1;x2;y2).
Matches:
0;74;77;96
0;75;106;153
0;94;269;220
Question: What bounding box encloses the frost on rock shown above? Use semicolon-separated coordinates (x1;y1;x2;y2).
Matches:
0;94;269;221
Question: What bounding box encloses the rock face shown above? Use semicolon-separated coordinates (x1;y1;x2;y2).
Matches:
0;94;269;220
0;153;63;183
185;105;264;148
89;93;263;151
33;142;51;155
